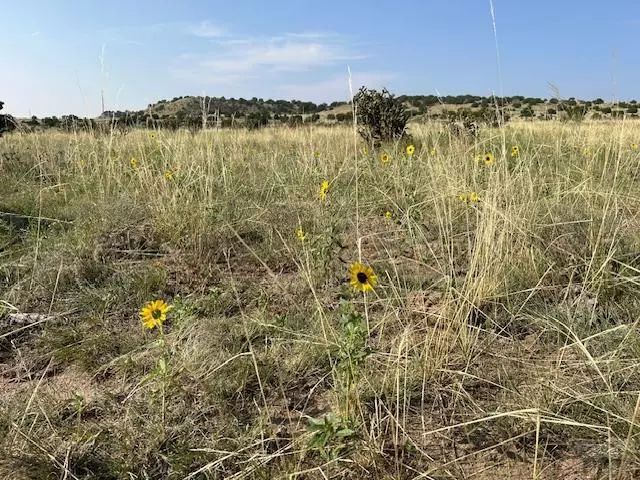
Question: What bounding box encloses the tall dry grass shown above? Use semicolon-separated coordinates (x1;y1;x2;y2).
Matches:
1;120;640;478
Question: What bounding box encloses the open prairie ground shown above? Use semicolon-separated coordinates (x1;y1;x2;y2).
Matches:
2;121;640;479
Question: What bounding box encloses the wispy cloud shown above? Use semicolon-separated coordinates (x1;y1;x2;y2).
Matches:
189;21;226;38
277;71;395;102
172;32;366;84
28;31;40;37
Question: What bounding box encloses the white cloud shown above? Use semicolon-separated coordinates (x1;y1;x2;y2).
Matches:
172;32;366;84
190;21;225;38
277;71;396;103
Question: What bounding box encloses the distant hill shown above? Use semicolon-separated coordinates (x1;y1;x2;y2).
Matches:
99;94;638;128
8;93;640;131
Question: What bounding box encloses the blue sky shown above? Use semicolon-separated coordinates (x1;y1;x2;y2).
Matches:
3;1;640;116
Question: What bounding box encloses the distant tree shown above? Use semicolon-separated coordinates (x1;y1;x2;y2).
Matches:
601;107;612;114
42;116;60;128
246;110;270;129
521;106;535;118
25;115;40;127
0;101;17;136
327;113;336;120
288;114;303;126
558;103;587;122
593;98;604;105
335;111;353;123
627;106;638;114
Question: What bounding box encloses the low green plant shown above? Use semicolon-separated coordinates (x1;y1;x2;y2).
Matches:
333;302;371;417
307;413;356;460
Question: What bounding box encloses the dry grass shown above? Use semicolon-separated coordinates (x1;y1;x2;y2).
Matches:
1;120;640;479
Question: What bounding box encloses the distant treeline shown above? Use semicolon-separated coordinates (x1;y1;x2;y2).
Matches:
6;94;640;133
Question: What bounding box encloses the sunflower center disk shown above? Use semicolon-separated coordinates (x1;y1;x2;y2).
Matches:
357;272;368;284
152;310;162;319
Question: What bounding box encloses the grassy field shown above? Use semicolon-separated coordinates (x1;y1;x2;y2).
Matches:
2;121;640;479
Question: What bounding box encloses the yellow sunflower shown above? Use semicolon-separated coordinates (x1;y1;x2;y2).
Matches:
469;191;480;203
458;193;469;204
406;144;416;156
313;150;321;159
140;299;171;330
296;226;307;241
631;143;639;152
384;211;393;219
430;148;437;156
130;157;139;169
149;132;156;139
349;261;378;292
164;170;174;181
483;153;496;166
380;152;391;164
319;180;330;201
511;145;520;158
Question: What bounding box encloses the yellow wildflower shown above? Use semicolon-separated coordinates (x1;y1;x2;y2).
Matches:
140;299;171;330
319;180;330;201
483;153;496;166
349;261;378;293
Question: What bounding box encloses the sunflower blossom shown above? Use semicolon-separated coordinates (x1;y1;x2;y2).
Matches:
319;180;330;200
140;299;171;330
349;261;378;293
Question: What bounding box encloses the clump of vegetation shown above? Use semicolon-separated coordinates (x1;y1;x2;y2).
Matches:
558;101;588;122
0;100;17;136
353;86;409;147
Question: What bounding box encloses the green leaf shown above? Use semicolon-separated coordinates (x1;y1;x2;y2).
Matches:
336;428;355;437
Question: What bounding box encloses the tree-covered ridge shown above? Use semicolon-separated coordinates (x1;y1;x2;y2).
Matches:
4;93;640;132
